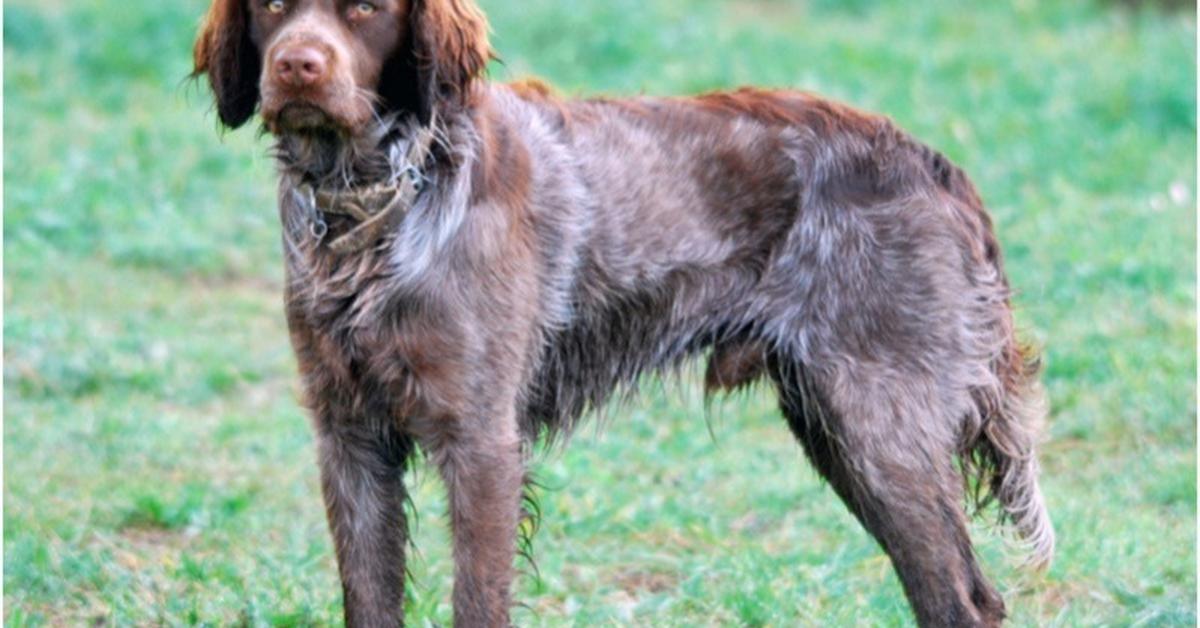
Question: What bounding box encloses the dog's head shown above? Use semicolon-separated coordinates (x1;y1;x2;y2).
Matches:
193;0;492;136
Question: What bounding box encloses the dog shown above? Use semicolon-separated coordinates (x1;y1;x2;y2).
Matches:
193;1;1053;625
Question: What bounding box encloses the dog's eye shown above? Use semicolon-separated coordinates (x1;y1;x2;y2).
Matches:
350;2;377;18
265;0;286;14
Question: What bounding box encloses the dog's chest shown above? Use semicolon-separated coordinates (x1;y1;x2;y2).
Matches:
283;247;476;421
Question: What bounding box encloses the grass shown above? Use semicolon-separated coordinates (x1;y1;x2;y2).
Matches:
3;0;1196;625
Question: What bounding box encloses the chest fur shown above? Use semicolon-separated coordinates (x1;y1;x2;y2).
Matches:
282;242;479;425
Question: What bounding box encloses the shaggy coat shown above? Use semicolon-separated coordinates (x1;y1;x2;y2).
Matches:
194;1;1053;626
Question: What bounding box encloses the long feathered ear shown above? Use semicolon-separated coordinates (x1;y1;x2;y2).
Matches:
383;0;493;124
193;0;261;129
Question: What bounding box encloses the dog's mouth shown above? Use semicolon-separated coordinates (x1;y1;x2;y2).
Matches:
263;94;399;180
271;102;341;134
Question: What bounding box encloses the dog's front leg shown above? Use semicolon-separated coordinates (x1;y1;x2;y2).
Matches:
316;417;413;628
419;410;524;628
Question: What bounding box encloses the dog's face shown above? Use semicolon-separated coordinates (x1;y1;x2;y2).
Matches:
193;0;492;137
252;0;410;135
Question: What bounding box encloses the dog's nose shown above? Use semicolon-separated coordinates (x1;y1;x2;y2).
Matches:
273;45;329;87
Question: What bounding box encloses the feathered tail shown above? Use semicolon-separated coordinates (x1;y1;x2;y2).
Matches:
967;340;1055;570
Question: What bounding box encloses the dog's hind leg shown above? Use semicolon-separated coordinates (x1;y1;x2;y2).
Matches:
315;417;414;627
769;356;1006;628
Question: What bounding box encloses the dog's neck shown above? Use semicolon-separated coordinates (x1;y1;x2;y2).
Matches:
273;112;427;190
275;113;441;255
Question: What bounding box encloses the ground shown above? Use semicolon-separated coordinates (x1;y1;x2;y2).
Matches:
3;0;1196;625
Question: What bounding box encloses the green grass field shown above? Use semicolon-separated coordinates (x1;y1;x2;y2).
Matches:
4;0;1196;625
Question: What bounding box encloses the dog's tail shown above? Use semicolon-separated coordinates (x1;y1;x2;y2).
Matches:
964;333;1055;571
925;142;1055;570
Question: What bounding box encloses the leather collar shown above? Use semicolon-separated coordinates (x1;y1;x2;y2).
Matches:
299;124;438;255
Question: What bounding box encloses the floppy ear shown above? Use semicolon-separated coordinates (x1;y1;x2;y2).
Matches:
193;0;261;129
382;0;493;124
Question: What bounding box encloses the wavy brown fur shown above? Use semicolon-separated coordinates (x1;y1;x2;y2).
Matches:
194;1;1052;626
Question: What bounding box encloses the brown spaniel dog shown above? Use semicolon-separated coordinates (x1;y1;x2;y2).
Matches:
193;1;1052;626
